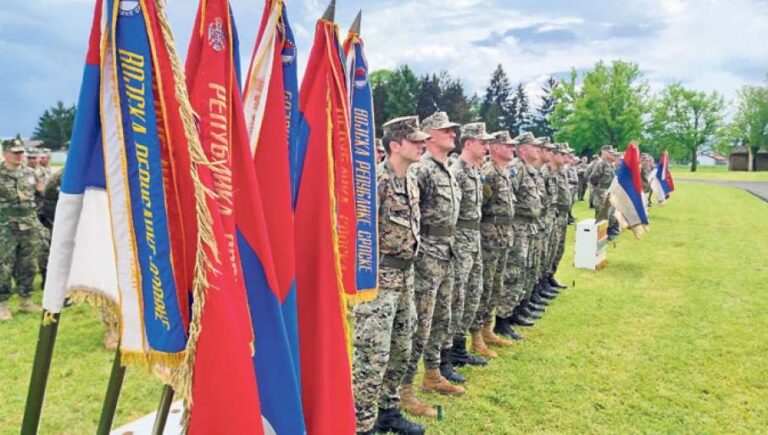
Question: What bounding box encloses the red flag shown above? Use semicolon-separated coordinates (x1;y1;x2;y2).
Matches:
294;17;357;434
178;0;267;432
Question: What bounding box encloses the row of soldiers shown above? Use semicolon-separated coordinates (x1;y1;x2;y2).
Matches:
354;112;585;435
0;139;60;321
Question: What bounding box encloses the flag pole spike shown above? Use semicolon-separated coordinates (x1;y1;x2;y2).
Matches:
321;0;336;21
349;10;362;34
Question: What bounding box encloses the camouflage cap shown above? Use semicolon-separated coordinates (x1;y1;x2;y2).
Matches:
490;130;518;145
561;142;575;153
461;122;494;141
537;136;558;151
383;116;431;142
601;144;617;154
514;132;540;146
41;147;52;156
421;111;460;132
2;139;25;153
26;148;40;157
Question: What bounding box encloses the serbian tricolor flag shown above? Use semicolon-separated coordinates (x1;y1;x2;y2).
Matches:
658;150;675;195
294;8;357;434
344;12;379;303
241;0;306;433
609;142;649;237
183;0;305;432
43;0;203;370
42;0;125;333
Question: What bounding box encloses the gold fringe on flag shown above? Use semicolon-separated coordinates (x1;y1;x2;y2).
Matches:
153;0;220;430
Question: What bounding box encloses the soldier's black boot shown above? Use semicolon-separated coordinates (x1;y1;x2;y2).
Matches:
450;335;487;367
494;316;524;340
530;290;550;306
518;303;542;320
548;274;567;289
439;348;466;384
510;310;535;327
374;407;425;435
536;281;559;299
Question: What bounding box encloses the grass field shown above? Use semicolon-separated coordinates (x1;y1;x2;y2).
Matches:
670;164;768;181
1;181;767;434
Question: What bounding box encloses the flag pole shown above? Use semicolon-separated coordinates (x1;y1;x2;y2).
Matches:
151;385;175;435
21;311;61;435
96;349;126;435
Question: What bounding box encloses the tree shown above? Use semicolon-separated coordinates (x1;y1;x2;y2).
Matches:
730;79;768;171
530;77;559;138
370;69;394;135
647;83;725;172
415;73;441;121
479;64;514;132
32;101;76;150
383;65;420;122
551;61;648;156
509;83;531;135
437;73;474;124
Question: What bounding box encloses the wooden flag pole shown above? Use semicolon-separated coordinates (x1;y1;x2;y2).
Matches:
151;385;175;435
21;311;61;435
96;348;126;435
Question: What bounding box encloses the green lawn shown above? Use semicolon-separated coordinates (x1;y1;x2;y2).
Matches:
670;164;768;181
2;181;767;433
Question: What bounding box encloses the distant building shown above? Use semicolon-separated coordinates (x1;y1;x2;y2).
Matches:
728;146;751;171
756;148;768;172
696;150;727;167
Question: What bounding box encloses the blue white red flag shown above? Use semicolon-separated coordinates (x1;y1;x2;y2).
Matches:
343;18;379;303
241;0;307;433
609;142;649;237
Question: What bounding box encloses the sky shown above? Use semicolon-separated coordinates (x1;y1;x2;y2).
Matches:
2;0;768;137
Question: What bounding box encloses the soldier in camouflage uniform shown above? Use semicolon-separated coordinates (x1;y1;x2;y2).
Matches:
565;150;579;224
34;149;53;287
475;130;517;346
501;132;545;338
577;157;589;201
585;155;599;208
402;111;465;399
352;116;426;435
0;140;44;320
446;123;493;366
544;144;574;290
589;145;618;237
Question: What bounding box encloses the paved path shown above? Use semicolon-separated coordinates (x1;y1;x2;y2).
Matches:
678;179;768;202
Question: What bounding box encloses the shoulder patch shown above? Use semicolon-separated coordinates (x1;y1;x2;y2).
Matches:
482;184;493;200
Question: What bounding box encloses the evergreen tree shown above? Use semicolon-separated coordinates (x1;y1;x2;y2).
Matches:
530;76;559;138
510;83;531;135
479;64;514;132
437;73;474;124
32;101;76;150
384;65;420;121
416;74;441;121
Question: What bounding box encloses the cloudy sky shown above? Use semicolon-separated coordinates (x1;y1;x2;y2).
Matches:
2;0;768;137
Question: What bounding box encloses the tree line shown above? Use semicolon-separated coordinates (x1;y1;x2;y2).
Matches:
28;61;768;171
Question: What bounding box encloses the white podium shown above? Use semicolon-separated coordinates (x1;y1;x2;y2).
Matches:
574;218;608;270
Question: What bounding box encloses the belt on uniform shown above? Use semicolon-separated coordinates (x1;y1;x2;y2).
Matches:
512;215;536;224
380;255;413;271
481;216;513;226
456;219;480;230
420;224;456;237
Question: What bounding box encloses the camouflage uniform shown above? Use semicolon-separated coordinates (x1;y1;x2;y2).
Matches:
0;143;40;302
505;154;542;314
353;118;426;432
589;158;616;220
577;160;588;200
37;170;61;286
403;148;460;383
528;161;549;298
473;157;514;328
547;148;573;276
448;124;493;341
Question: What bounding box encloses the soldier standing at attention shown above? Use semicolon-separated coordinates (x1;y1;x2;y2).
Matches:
352;116;427;435
401;111;465;401
445;123;494;367
589;145;619;237
501;132;545;339
585;154;599;208
475;130;517;347
545;144;574;291
0;140;43;320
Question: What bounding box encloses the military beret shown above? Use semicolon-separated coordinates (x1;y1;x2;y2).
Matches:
461;122;494;141
383;116;431;142
421;111;460;132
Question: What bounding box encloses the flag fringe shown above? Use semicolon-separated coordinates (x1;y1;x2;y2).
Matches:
42;310;57;326
346;288;378;305
152;1;219;431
